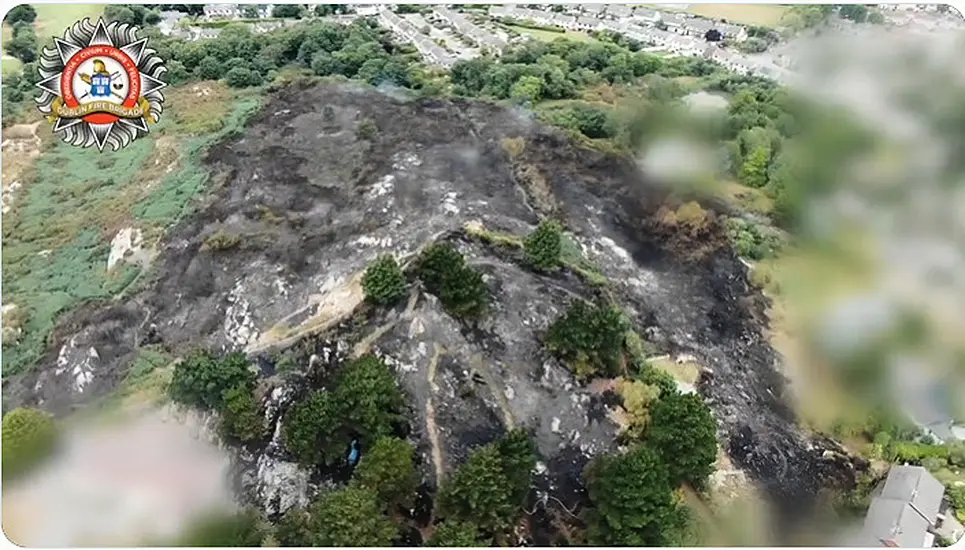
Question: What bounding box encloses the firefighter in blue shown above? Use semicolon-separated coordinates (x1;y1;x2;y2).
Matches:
79;59;113;98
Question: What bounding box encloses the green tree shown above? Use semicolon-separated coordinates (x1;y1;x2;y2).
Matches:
646;392;718;488
436;430;535;534
104;5;138;25
585;445;684;546
272;4;305;18
427;520;484;547
524;219;563;271
4;5;37;25
307;486;398;546
352;436;419;510
417;243;489;320
509;75;544;104
545;301;628;380
175;509;265;547
838;4;869;22
195;55;224;80
283;390;340;467
2;407;58;480
219;385;266;443
168;350;256;411
362;254;408;306
739;145;771;188
436;444;520;533
5;24;38;63
283;355;405;467
225;66;263;88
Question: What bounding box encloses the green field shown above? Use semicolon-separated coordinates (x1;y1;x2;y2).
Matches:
33;3;104;38
685;4;789;27
639;3;789;27
505;24;600;44
2;55;23;76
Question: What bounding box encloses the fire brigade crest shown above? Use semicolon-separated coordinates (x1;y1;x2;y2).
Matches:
35;18;167;152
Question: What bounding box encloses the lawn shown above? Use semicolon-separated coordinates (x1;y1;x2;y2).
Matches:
505;24;600;44
33;3;104;38
684;4;790;27
2;55;23;77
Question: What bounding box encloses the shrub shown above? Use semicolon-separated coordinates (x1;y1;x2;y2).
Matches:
361;254;408;306
202;230;241;251
168;350;256;411
417;243;489;319
283;355;405;467
225;66;263;88
545;300;628;380
219;385;267;443
726;217;783;260
356;118;378;141
307;486;398;546
585;445;684;546
427;521;484;547
352;436;419;510
646;392;718;488
436;429;535;534
617;380;661;440
175;509;266;546
2;407;58;480
524;219;563;271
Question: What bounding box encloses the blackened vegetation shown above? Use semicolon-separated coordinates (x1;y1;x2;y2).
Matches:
5;82;865;543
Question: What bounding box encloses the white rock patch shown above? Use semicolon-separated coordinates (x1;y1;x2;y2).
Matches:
107;227;150;271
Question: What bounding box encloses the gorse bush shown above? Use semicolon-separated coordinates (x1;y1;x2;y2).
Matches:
646;392;718;489
351;436;420;511
524;219;564;271
278;486;398;547
436;429;536;534
545;300;628;380
219;384;267;443
427;521;484;547
362;254;408;306
2;407;58;480
283;354;405;467
168;350;256;411
417;243;489;319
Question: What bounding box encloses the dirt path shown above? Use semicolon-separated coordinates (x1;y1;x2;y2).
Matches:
425;343;446;488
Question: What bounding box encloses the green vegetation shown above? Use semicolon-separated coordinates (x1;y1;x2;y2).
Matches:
362;254;408;306
356;117;379;141
168;350;255;410
427;520;484;547
646;392;718;489
585;444;685;546
283;355;405;467
524;219;564;271
219;384;267;443
352;436;420;511
436;429;536;535
173;509;267;547
277;486;398;547
202;230;241;251
545;300;628;381
617;379;661;440
726;217;783;260
416;243;489;320
1;407;58;480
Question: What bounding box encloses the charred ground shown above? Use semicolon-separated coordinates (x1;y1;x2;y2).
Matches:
3;81;863;541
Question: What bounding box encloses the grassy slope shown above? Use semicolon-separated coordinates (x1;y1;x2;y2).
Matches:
685;4;789;27
505;24;600;44
1;82;263;376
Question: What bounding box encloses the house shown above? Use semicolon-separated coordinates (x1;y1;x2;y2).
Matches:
352;4;379;17
157;10;185;36
553;13;578;30
717;22;748;42
856;465;952;547
581;3;606;17
432;7;506;53
575;16;601;31
662;12;689;33
202;4;240;19
632;8;661;26
605;4;633;19
682;17;715;36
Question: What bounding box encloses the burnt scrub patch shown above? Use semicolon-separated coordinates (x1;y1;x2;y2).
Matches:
4;81;861;542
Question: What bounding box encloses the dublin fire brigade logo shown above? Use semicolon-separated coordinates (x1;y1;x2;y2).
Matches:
35;18;167;151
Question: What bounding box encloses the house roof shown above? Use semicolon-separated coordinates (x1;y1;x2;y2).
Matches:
858;466;945;547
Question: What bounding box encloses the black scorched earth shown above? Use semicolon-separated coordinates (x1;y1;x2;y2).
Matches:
3;81;862;543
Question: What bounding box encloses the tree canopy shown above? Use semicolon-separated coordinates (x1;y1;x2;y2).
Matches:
646;392;718;488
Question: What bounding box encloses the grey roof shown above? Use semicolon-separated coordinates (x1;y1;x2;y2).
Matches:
859;466;945;547
606;4;633;18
